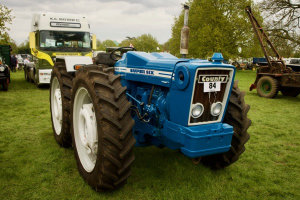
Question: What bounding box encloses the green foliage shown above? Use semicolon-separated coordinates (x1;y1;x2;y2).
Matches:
260;0;300;47
119;39;131;47
0;4;16;53
169;0;264;59
96;39;118;51
17;40;30;54
120;34;160;52
0;71;299;199
0;4;13;38
133;34;160;52
97;34;160;53
259;0;300;57
0;32;17;54
162;39;171;52
293;50;300;58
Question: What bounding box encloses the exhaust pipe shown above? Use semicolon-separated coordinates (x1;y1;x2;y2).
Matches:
180;4;190;58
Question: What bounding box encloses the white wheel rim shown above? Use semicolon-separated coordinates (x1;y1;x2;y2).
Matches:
51;77;62;135
73;87;98;172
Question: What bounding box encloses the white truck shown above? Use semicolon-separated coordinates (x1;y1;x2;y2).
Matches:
27;12;96;85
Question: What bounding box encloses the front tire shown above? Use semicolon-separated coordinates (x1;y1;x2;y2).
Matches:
71;65;135;190
50;62;74;147
257;76;278;98
201;81;251;169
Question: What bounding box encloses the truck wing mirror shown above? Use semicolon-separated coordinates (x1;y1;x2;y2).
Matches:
92;34;97;50
29;32;36;49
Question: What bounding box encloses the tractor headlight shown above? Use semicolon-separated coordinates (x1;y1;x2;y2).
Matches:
191;103;204;118
211;102;223;116
0;66;5;72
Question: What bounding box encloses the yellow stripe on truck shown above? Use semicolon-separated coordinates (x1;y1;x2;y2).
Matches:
85;52;93;58
31;49;93;66
31;48;54;66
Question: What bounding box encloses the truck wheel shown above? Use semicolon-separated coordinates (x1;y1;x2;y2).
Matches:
201;81;251;169
24;69;29;82
30;69;35;83
281;87;300;97
257;76;278;98
2;78;9;91
71;65;135;190
50;62;74;147
24;70;27;81
34;71;40;87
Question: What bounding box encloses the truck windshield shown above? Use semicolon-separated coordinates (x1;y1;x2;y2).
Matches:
39;31;91;52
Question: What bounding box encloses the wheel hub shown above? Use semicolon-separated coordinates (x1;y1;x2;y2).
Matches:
73;87;98;172
261;81;271;93
54;89;62;122
78;104;98;163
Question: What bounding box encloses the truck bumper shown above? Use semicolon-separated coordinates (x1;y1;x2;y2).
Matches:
38;69;52;84
162;120;234;158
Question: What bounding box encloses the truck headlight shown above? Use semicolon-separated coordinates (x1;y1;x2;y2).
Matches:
211;102;222;116
191;103;204;118
0;66;5;72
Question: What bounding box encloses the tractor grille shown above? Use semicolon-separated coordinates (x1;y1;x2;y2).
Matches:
189;68;233;125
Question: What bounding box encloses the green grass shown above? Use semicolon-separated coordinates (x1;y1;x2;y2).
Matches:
0;70;299;200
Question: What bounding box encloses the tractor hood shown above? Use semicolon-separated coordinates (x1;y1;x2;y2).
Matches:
114;51;234;88
114;51;187;87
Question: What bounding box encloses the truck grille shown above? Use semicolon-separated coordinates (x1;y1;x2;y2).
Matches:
189;68;234;125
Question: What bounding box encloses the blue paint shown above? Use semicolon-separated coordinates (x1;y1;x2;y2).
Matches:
114;51;236;158
211;52;224;62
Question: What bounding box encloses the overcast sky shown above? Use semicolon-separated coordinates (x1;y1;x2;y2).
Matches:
2;0;187;45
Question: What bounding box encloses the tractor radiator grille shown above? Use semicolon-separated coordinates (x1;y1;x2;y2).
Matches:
189;68;233;125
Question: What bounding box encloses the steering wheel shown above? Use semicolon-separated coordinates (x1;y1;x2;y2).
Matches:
110;47;136;61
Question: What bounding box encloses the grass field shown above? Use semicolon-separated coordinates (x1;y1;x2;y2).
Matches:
0;70;299;200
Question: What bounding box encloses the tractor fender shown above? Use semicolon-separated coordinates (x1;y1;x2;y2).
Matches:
56;56;93;72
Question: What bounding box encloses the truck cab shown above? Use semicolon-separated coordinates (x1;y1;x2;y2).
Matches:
27;12;96;85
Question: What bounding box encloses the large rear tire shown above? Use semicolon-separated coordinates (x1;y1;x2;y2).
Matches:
50;62;74;147
281;87;300;97
201;81;251;169
71;65;135;190
257;76;278;98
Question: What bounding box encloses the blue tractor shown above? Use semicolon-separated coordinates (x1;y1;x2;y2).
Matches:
49;6;250;191
49;48;250;190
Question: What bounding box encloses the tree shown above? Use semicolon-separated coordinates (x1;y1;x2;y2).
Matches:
134;34;160;52
0;32;17;54
0;4;14;40
259;0;300;57
96;39;102;50
97;39;118;51
119;38;131;47
162;39;171;52
260;0;300;46
17;40;30;54
120;34;160;52
0;4;16;53
169;0;263;59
